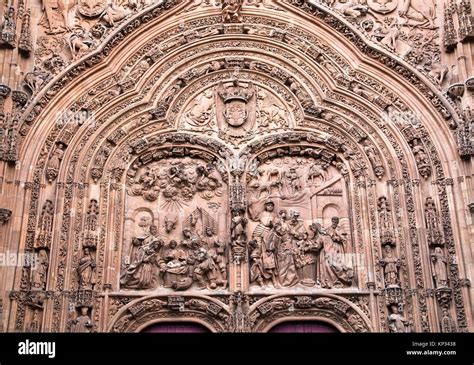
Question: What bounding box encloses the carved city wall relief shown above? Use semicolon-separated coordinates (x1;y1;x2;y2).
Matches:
120;149;230;292
247;150;355;290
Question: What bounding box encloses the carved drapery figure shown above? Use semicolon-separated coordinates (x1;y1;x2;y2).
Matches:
412;139;431;178
319;217;354;288
120;234;163;290
30;249;49;290
275;211;299;287
388;305;410;333
231;207;247;243
40;0;76;34
249;238;275;288
46;142;66;183
363;141;384;178
129;224;159;265
297;222;323;287
83;199;99;248
181;227;201;251
208;237;228;288
440;308;456;333
424;197;443;246
35;200;54;249
71;306;93;333
251;201;280;283
380;246;401;287
0;7;16;47
77;247;96;290
193;248;218;289
222;0;243;23
378;196;395;246
431;247;448;288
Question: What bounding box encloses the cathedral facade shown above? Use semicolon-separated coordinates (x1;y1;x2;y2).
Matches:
0;0;473;333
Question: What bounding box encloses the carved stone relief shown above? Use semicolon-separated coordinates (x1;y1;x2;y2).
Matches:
121;151;230;292
1;0;472;334
247;152;354;290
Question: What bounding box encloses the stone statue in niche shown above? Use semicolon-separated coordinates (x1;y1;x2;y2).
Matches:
83;199;99;248
431;247;448;288
0;7;16;47
363;141;384;178
46;142;66;183
231;207;248;243
35;200;54;249
380;245;401;287
77;247;96;290
388;304;410;333
424;197;444;246
377;196;395;246
30;250;49;290
440;308;456;333
412;139;431;179
71;306;93;333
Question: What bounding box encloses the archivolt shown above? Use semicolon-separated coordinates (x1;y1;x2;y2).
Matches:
8;1;470;333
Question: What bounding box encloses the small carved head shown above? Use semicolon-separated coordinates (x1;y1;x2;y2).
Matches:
150;224;159;236
79;306;89;316
169;240;178;249
264;200;275;211
183;228;193;238
291;211;301;222
205;227;214;236
164;215;177;233
331;216;340;226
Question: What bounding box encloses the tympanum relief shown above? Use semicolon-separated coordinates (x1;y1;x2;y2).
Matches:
247;153;354;290
121;153;230;292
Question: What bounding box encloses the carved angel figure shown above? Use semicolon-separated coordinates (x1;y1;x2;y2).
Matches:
222;0;243;23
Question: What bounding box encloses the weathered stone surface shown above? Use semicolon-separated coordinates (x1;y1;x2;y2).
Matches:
0;0;472;333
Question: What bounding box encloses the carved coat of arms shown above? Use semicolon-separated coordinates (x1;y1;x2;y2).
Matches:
216;80;257;139
77;0;108;17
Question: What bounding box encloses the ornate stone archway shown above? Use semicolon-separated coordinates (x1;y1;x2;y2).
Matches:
0;0;472;333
